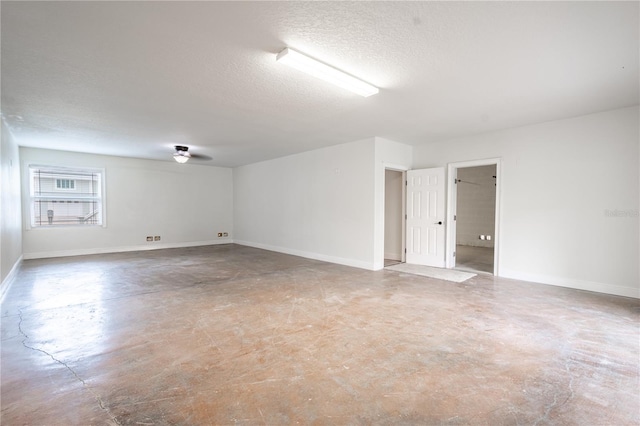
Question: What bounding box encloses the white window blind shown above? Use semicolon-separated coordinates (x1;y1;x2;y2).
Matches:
29;166;104;227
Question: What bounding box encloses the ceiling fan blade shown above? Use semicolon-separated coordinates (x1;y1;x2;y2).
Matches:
190;154;213;161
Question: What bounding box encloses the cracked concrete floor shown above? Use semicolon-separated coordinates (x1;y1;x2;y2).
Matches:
1;244;639;425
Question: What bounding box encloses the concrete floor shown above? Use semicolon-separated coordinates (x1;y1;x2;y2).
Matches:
456;245;494;274
1;244;638;425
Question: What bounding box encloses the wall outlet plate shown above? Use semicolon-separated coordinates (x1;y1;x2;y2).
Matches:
217;232;223;237
146;236;153;241
154;236;160;241
223;232;228;237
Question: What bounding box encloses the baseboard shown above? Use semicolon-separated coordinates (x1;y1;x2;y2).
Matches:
500;269;639;299
1;255;23;305
456;242;495;249
22;239;233;260
234;240;375;271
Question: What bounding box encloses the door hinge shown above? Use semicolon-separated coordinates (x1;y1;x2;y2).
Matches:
405;180;408;186
405;214;407;220
454;215;456;221
454;178;458;184
404;248;407;254
453;251;456;257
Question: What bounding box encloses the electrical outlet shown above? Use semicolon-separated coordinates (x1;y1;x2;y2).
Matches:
146;236;153;242
217;232;223;237
154;236;160;241
223;232;228;237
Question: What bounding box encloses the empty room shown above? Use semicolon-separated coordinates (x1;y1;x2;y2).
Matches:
1;2;638;425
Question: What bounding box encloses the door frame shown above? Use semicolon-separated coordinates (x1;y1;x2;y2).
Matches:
384;164;408;264
446;158;502;275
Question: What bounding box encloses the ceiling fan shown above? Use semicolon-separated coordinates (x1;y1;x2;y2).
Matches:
173;145;212;163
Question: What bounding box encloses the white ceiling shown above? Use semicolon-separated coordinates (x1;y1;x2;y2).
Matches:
2;1;638;167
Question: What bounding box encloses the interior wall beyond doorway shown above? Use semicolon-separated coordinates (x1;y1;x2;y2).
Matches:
384;169;403;261
456;165;496;248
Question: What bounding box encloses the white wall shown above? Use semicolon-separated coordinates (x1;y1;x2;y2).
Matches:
1;121;23;289
414;106;639;298
384;170;403;260
234;138;376;269
456;165;496;247
21;148;234;258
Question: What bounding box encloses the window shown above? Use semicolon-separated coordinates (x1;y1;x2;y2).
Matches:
56;179;75;190
29;165;104;227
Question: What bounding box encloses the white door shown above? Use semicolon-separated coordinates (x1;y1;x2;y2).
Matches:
406;167;446;267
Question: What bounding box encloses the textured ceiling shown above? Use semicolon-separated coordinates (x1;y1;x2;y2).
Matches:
1;1;638;167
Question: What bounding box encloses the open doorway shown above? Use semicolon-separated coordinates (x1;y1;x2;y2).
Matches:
455;165;496;273
384;169;405;267
447;159;501;275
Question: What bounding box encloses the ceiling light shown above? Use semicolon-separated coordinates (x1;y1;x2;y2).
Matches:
276;47;379;97
173;145;191;163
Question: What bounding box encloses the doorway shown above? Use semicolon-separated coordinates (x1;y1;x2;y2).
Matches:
384;169;405;267
446;159;501;275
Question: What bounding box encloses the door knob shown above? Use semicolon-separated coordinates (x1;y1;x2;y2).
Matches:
436;221;443;225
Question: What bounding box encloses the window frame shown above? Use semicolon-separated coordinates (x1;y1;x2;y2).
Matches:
27;164;107;229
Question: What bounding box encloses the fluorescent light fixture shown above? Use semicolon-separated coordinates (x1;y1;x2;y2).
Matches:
276;47;379;97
